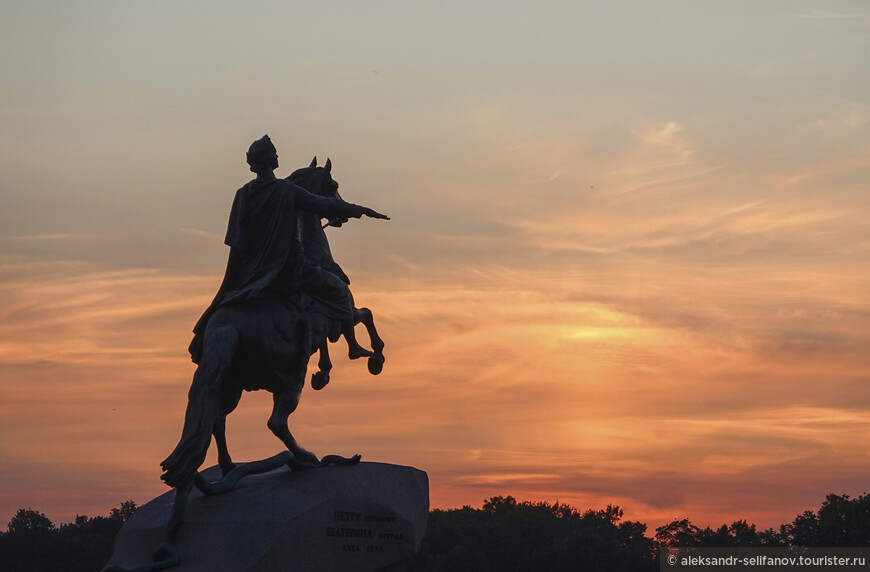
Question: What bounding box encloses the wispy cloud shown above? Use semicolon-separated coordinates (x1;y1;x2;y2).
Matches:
4;233;92;241
180;228;224;241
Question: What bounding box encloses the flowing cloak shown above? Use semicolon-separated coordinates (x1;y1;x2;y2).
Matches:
188;177;363;363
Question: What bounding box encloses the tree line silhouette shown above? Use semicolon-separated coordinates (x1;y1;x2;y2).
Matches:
1;493;868;571
0;501;137;571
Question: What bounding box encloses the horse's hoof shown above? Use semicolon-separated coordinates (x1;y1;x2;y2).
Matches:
311;371;329;391
367;354;385;375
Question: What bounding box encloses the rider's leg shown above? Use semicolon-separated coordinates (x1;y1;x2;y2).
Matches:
300;264;373;359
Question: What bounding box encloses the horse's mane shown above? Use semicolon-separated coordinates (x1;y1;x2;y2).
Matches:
289;166;335;199
288;166;315;183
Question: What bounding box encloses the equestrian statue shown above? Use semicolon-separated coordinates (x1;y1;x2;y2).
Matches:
105;135;389;571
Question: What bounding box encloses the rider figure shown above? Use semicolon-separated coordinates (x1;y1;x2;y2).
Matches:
189;135;387;363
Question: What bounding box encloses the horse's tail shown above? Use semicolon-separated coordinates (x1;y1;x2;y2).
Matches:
161;326;238;488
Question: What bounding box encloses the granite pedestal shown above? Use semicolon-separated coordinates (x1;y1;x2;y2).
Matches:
106;462;428;571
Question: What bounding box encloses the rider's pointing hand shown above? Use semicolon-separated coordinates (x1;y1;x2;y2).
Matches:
364;208;389;220
354;206;389;220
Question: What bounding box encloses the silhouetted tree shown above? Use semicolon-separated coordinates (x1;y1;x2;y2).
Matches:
655;516;785;548
109;500;139;522
0;501;138;572
416;496;656;571
655;518;702;546
2;508;57;572
7;508;54;534
780;493;870;546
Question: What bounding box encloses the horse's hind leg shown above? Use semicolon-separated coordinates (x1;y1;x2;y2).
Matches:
267;381;319;465
214;387;242;476
355;306;385;375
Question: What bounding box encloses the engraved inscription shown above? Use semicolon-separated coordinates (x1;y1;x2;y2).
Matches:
365;515;396;523
326;508;408;556
326;527;373;538
379;532;404;540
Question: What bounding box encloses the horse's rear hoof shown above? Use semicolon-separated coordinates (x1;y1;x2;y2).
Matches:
367;354;384;375
311;371;329;390
220;462;237;477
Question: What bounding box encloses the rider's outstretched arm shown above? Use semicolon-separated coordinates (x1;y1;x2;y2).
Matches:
291;182;389;222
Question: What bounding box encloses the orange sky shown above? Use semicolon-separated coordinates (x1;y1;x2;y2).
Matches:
2;1;870;532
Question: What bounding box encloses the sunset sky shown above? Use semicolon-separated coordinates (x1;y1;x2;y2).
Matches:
2;1;870;532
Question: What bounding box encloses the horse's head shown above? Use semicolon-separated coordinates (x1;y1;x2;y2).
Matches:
289;157;342;201
289;157;348;228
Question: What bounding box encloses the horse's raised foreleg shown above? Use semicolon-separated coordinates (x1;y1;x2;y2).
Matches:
267;384;319;465
343;318;373;360
310;341;332;391
354;306;385;375
354;307;384;354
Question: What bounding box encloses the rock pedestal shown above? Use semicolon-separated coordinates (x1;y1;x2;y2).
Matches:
106;461;429;572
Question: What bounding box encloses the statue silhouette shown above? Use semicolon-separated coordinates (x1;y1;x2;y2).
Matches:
105;137;389;572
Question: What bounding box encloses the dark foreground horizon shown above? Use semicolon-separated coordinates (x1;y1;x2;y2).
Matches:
3;491;869;571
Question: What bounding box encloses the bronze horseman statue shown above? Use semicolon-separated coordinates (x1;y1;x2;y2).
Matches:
106;136;389;571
